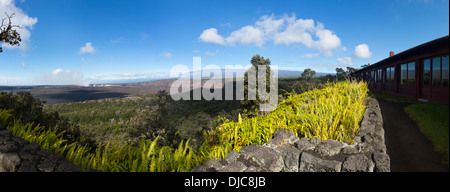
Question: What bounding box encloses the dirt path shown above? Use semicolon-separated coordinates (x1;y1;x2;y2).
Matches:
378;99;448;172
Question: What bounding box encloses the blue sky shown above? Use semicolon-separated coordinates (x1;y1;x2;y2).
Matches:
1;0;449;85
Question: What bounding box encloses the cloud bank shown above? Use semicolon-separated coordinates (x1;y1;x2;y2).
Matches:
199;14;342;57
36;69;90;85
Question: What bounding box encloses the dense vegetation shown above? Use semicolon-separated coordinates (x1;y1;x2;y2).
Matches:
1;79;368;171
0;91;80;143
44;90;241;151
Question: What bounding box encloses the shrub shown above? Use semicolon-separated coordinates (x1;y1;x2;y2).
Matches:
0;91;81;144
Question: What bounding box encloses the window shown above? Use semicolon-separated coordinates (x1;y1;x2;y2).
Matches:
374;70;377;83
377;69;382;83
400;62;415;85
401;64;407;85
423;59;431;86
433;57;441;86
442;55;449;87
407;62;415;85
386;66;395;84
391;67;396;84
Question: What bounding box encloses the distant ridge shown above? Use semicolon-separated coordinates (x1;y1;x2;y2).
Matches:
89;69;332;87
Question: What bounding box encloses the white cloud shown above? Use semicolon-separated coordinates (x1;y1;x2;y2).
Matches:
226;26;265;47
79;42;97;54
0;0;38;51
337;57;353;67
255;14;284;36
19;61;32;71
159;51;173;59
199;28;225;45
205;51;218;56
273;18;315;47
94;71;169;81
313;23;341;57
199;14;342;56
36;68;90;85
81;57;91;63
161;52;172;58
352;44;372;59
301;53;320;58
0;75;16;84
141;33;149;41
164;52;172;58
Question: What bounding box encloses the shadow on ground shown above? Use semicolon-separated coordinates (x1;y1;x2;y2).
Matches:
35;89;128;104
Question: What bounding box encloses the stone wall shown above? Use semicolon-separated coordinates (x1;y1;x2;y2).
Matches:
192;97;390;172
0;125;82;172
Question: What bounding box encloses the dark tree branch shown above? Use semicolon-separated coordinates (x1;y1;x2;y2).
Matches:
1;12;23;53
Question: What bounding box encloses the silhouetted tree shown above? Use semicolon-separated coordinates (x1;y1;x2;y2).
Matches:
0;13;22;53
346;67;358;74
360;64;370;69
335;67;358;81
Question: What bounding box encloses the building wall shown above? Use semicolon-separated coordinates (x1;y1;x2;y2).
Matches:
352;36;449;104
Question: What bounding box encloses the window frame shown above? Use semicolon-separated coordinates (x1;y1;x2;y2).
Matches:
422;54;449;87
400;61;416;86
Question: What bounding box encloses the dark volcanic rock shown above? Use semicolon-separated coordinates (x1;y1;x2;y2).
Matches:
299;152;342;172
342;154;374;172
0;128;83;172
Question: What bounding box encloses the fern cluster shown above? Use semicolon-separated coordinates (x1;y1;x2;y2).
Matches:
1;109;199;172
200;80;368;160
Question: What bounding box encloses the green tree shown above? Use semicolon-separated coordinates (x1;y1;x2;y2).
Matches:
360;64;370;69
131;90;178;146
346;67;358;74
0;13;22;53
292;68;321;94
240;54;273;111
300;68;316;80
335;67;358;81
335;68;347;80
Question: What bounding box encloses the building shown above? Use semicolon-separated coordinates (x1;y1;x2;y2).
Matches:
350;35;449;104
